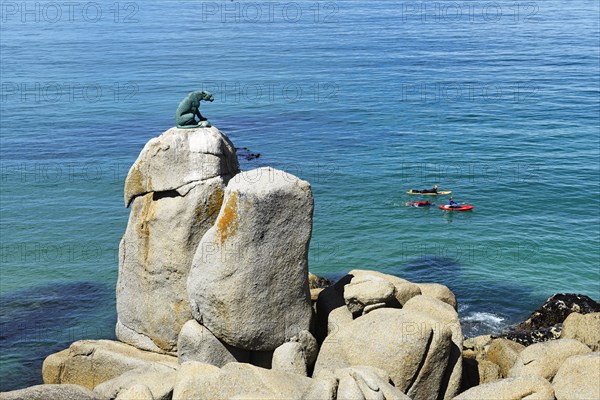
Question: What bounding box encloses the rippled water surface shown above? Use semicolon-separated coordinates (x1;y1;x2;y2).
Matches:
1;0;599;390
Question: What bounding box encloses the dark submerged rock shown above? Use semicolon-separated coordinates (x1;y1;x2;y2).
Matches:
501;293;600;346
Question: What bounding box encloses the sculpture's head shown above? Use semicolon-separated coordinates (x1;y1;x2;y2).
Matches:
191;91;214;102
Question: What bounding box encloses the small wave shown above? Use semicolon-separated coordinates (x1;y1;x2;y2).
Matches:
461;311;507;337
462;312;505;325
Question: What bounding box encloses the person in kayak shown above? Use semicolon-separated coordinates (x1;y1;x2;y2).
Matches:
412;185;438;194
448;197;459;208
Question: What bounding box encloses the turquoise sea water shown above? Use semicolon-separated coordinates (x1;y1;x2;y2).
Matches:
1;0;599;390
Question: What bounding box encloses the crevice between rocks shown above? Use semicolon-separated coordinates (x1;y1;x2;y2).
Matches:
407;328;435;395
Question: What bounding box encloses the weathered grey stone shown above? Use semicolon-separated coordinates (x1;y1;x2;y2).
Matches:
272;342;308;376
115;384;154;400
273;330;319;374
508;338;592;380
477;359;501;384
314;308;453;400
187;167;313;351
300;373;337;400
348;270;421;306
363;302;387;315
177;319;249;366
0;384;101;400
124;126;239;207
454;376;555;400
416;283;457;310
561;312;600;351
93;363;176;400
403;295;462;400
327;306;354;336
172;362;313;400
343;277;396;316
553;352;600;400
486;338;525;377
336;367;411;400
463;335;493;360
42;340;177;389
117;176;230;354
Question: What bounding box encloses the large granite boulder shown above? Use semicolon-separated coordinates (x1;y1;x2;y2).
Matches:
314;308;453;400
124;126;238;207
485;338;525;378
0;384;101;400
403;295;462;399
187;167;313;351
454;376;555;400
314;271;421;343
42;340;177;389
508;338;591;380
93;363;177;400
561;312;600;350
416;283;457;310
117;126;239;354
172;362;313;400
348;270;421;306
315;367;411;400
552;352;600;400
115;385;154;400
272;331;318;376
177;319;249;366
503;293;600;346
343;276;397;316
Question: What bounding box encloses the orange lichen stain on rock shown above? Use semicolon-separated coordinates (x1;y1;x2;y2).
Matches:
196;186;224;223
135;193;156;267
124;161;145;201
216;191;239;245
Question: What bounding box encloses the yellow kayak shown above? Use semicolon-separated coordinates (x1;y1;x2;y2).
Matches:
406;190;452;195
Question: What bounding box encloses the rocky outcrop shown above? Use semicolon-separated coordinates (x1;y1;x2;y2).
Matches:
313;367;411;400
117;126;239;354
124;126;238;207
187;167;313;351
403;295;462;399
172;362;313;400
271;331;318;376
42;340;177;389
314;307;453;400
561;312;600;350
177;319;249;366
552;352;600;400
454;376;555;400
485;338;525;377
343;276;397;316
503;293;600;346
348;270;421;306
415;283;457;310
314;270;421;343
508;338;591;380
93;363;177;400
0;384;101;400
115;384;154;400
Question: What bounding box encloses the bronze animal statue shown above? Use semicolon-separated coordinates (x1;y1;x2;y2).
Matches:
175;91;214;128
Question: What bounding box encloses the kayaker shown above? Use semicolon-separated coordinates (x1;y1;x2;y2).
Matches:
448;197;459;208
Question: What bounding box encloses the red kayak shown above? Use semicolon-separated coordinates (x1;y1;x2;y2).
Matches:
439;205;474;211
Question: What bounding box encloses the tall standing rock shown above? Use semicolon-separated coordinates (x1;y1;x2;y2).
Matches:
116;126;239;354
187;167;314;351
